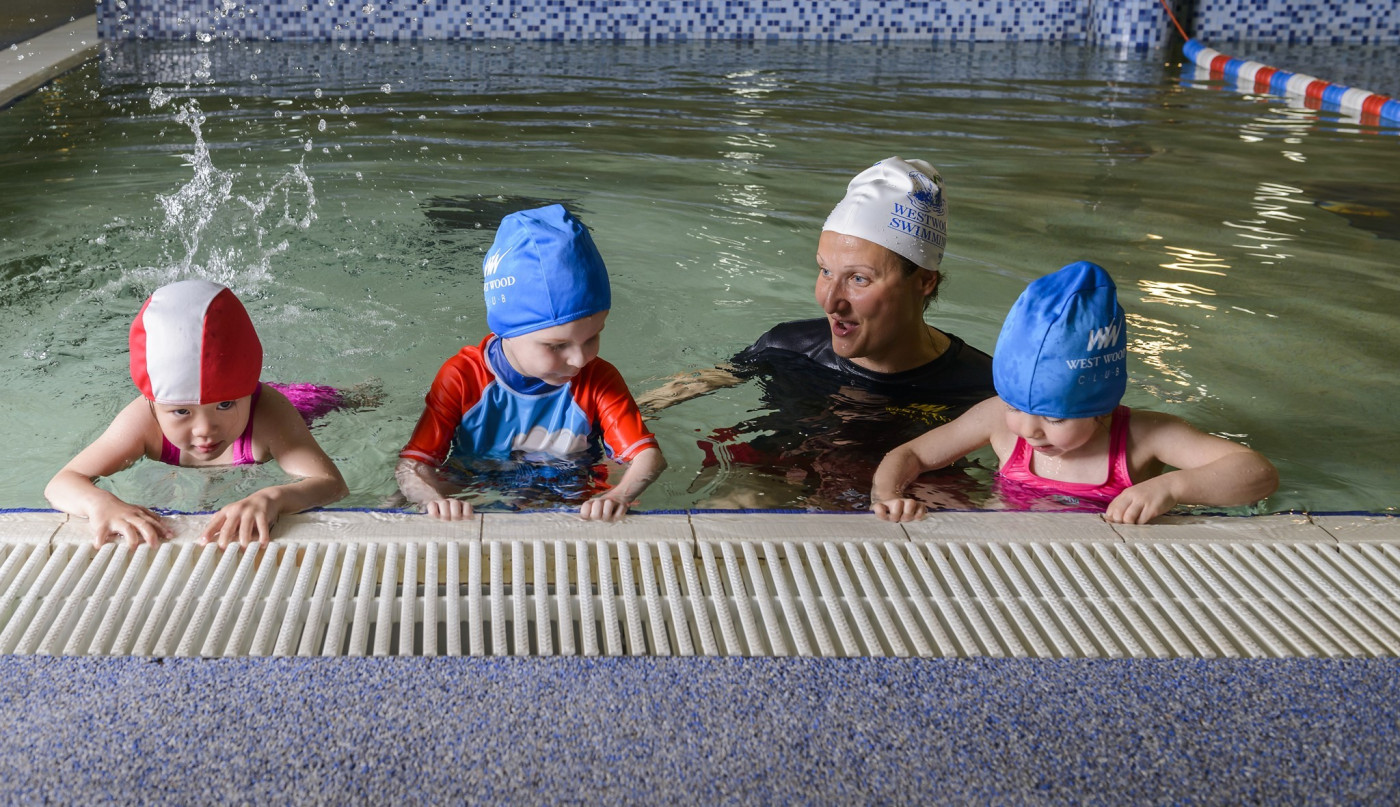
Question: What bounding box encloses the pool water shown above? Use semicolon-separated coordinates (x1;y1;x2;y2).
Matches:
1;39;1396;514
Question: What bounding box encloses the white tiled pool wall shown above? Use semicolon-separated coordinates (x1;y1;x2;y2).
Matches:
94;0;1400;48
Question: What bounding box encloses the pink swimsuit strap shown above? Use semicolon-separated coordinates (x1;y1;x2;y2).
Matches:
999;405;1134;504
158;384;262;467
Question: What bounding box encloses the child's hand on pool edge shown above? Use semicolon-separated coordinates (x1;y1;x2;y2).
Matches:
871;498;928;523
1103;477;1180;525
89;498;173;550
199;489;283;550
577;447;667;522
579;492;632;522
424;497;474;521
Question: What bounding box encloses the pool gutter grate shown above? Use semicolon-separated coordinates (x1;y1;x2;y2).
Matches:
4;536;1400;659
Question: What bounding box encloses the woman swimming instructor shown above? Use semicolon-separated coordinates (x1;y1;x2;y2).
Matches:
639;156;993;415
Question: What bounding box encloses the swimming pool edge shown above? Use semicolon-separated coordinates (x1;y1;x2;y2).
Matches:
3;509;1396;550
0;15;100;110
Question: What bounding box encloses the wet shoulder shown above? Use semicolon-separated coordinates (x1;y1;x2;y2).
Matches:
733;318;835;368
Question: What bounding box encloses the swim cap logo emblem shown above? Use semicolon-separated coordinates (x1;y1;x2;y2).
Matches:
1086;321;1122;352
905;170;944;216
483;245;512;279
483;245;516;306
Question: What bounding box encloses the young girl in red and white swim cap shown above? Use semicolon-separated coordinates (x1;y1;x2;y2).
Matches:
45;279;348;549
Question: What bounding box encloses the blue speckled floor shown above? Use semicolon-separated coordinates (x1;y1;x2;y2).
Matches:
1;656;1396;804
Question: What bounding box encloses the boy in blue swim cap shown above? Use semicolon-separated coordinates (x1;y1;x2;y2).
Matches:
396;204;666;521
871;261;1277;523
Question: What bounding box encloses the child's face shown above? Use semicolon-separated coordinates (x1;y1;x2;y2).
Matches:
151;397;253;461
1003;406;1106;458
501;310;608;386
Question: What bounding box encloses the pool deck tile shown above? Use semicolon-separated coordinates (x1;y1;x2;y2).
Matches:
903;511;1121;543
691;511;907;543
276;509;480;543
0;511;66;545
482;511;693;544
1311;514;1400;543
0;16;98;109
1110;513;1336;544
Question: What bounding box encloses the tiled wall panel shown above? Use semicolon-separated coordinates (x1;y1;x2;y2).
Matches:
97;0;1095;44
1194;0;1398;44
95;0;1400;46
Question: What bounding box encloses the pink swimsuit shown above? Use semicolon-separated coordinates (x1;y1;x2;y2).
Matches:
997;405;1134;507
159;384;263;467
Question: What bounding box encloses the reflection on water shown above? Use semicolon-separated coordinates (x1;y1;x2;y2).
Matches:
1;40;1398;514
1126;313;1199;403
1156;245;1227;283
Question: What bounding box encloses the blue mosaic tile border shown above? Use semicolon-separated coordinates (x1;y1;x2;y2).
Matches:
96;0;1400;47
1193;0;1399;45
96;0;1167;47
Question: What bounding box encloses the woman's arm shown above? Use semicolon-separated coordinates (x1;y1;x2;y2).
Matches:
44;397;171;548
1105;411;1278;524
580;446;667;522
634;367;743;413
199;389;349;549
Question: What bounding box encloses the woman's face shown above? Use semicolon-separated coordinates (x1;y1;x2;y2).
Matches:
814;231;939;373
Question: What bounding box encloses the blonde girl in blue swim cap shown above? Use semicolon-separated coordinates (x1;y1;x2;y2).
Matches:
45;279;349;549
871;261;1278;523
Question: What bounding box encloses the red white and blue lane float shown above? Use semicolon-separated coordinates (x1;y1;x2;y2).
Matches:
1182;39;1400;125
1150;0;1398;124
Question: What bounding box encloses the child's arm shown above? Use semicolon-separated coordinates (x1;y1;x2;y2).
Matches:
580;446;667;522
44;397;172;549
394;457;473;521
1105;411;1279;524
395;352;485;521
871;397;1003;522
199;389;349;549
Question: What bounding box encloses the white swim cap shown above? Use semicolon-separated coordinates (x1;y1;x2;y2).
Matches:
822;157;947;271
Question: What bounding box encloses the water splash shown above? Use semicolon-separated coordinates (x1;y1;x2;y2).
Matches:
130;94;318;295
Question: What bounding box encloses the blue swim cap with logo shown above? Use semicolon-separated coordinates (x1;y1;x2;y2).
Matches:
483;204;611;339
993;261;1128;419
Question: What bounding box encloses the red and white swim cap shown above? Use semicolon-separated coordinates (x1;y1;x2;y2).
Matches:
129;279;263;405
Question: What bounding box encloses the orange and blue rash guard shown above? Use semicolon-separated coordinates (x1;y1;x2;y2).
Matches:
400;335;657;468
